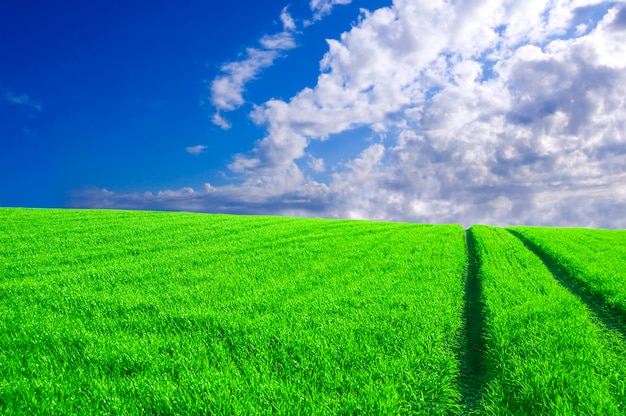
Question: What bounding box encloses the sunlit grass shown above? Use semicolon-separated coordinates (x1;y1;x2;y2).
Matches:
470;225;626;415
508;226;626;316
0;209;467;415
4;209;626;415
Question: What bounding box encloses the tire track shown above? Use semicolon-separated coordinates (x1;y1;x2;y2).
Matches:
458;228;487;415
507;229;626;339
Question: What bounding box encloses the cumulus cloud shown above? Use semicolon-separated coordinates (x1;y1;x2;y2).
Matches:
74;0;626;228
185;145;208;155
308;155;326;173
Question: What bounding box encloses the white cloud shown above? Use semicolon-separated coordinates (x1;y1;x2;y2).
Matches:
75;0;626;228
308;0;352;23
280;6;297;31
226;0;626;227
185;145;208;155
208;1;357;128
308;155;326;173
208;7;297;127
210;48;280;112
259;32;297;50
212;112;232;130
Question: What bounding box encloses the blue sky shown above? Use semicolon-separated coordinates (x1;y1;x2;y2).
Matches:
2;0;626;228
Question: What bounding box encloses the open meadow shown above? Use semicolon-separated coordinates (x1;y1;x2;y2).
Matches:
1;208;625;415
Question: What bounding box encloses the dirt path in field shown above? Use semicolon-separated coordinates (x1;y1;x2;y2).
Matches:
458;229;488;415
507;230;626;340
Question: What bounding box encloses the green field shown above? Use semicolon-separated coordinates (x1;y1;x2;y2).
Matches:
471;226;626;414
508;226;626;325
1;208;625;415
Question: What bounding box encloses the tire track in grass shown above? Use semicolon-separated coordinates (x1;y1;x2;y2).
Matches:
508;230;626;340
474;226;626;414
458;229;487;415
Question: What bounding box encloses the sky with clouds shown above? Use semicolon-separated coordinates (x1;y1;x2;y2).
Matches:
2;0;626;228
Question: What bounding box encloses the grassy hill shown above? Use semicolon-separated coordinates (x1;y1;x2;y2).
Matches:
1;208;625;415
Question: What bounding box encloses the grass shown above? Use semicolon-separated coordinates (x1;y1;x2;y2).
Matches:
470;225;626;415
0;208;467;415
3;209;626;415
508;226;626;319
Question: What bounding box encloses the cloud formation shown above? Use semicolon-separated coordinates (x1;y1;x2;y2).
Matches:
308;0;353;23
209;7;297;127
185;145;208;155
74;0;626;228
208;1;356;129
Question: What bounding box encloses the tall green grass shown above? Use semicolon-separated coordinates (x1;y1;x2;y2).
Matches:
470;225;626;415
508;226;626;317
0;209;467;415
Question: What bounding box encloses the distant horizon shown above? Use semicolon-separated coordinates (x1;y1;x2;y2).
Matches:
2;206;623;231
2;0;626;229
